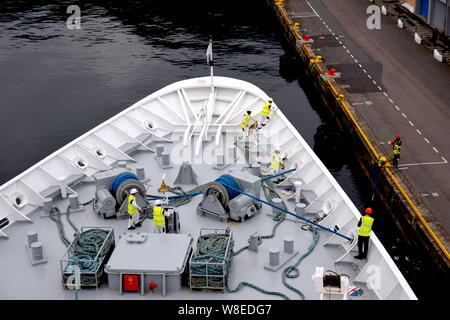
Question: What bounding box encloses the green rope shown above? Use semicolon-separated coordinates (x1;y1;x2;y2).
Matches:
281;226;320;300
49;207;71;247
64;229;114;286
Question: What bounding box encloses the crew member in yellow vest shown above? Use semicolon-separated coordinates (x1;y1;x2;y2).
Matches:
240;111;253;139
127;188;143;230
259;99;273;129
354;208;374;260
152;199;168;233
271;149;284;183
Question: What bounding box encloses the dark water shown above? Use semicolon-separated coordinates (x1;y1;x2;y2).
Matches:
0;0;442;299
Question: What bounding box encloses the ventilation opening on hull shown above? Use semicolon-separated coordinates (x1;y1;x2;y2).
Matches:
0;217;9;229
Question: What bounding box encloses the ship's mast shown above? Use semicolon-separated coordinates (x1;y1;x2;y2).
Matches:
206;35;214;92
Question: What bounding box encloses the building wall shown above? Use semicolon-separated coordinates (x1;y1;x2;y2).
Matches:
429;0;450;35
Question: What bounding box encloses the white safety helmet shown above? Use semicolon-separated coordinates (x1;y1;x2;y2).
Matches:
268;98;273;103
130;188;139;195
154;199;162;206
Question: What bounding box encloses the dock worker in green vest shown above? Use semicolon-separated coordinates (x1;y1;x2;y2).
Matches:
354;207;374;260
240;111;253;139
259;98;273;129
153;199;167;233
392;144;400;167
127;188;143;230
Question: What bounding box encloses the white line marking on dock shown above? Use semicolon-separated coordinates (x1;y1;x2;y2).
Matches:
432;192;439;197
354;59;358;63
342;45;346;49
367;74;372;79
372;80;377;85
388;98;394;104
398;160;447;167
377;86;383;91
306;0;321;17
401;113;407;118
350;54;354;58
358;63;362;68
362;69;367;73
399;167;408;170
352;102;366;106
409;121;414;126
395;105;400;110
442;157;448;163
433;147;439;153
383;92;388;97
422;193;429;197
424;138;430;143
346;49;351;54
416;129;422;135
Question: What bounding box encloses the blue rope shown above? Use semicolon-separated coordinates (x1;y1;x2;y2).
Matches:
147;192;203;201
215;175;241;200
220;182;353;242
260;168;297;181
111;173;138;195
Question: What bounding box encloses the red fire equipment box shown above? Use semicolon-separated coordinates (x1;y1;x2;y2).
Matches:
123;274;139;291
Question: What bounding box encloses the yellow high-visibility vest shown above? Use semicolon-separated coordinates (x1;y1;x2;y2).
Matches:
358;215;374;237
260;102;271;117
271;152;281;169
393;145;400;155
240;113;251;127
128;195;137;215
153;206;165;227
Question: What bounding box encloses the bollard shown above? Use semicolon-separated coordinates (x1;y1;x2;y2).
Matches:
26;231;38;248
155;144;164;157
269;247;280;266
69;194;80;211
284;237;294;254
31;242;43;261
252;164;261;177
136;167;145;180
43;198;53;215
272;198;283;216
161;152;170;166
295;203;306;215
249;232;260;252
216;153;225;166
117;160;128;168
294;181;303;203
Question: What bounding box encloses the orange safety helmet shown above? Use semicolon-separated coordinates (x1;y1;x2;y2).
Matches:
365;208;373;214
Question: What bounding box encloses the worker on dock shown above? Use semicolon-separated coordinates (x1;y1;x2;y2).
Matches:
258;98;273;129
392;144;401;167
152;200;167;233
392;136;402;151
354;207;374;260
378;156;387;167
127;188;143;230
271;149;285;183
240;111;253;139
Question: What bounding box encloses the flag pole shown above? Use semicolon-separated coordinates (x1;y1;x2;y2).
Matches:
208;35;214;92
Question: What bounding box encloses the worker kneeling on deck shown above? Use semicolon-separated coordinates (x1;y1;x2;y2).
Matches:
127;188;143;230
354;208;374;260
240;111;253;139
259;98;272;129
152;200;169;233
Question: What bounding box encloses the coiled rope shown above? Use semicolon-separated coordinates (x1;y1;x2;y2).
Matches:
281;226;320;299
111;173;139;196
64;228;114;286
